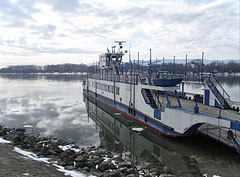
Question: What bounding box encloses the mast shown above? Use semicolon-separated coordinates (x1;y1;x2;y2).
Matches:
185;54;187;80
201;52;204;82
173;56;175;75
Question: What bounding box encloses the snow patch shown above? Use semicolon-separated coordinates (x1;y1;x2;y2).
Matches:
132;127;144;132
23;173;29;176
58;144;80;152
0;137;11;144
54;164;95;177
14;147;94;177
14;147;50;164
23;125;33;128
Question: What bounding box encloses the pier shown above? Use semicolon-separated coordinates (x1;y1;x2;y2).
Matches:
159;94;240;149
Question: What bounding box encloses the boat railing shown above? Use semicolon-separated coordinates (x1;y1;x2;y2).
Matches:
88;73;138;84
184;73;204;82
155;72;183;80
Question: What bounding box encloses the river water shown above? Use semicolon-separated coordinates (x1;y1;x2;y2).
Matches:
0;73;239;177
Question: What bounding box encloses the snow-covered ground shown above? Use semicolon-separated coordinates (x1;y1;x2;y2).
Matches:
0;137;94;177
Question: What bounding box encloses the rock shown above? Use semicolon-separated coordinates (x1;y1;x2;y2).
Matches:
118;161;132;168
85;161;95;168
95;157;105;165
108;154;113;158
58;161;67;167
136;165;142;171
75;155;86;162
92;171;103;177
103;172;110;177
65;166;75;170
49;149;57;155
108;163;117;170
159;174;176;177
125;174;136;177
151;171;158;176
150;168;157;172
82;166;90;172
60;149;75;161
117;167;128;173
109;170;121;177
163;166;168;173
16;128;26;133
11;134;22;145
75;161;85;169
98;162;110;172
68;154;77;162
77;149;86;155
92;155;100;160
40;147;51;156
126;168;136;174
51;145;63;154
189;156;196;161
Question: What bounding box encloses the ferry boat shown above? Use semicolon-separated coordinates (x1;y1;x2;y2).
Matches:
83;41;240;152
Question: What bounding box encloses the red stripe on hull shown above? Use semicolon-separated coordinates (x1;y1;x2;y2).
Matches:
84;92;182;138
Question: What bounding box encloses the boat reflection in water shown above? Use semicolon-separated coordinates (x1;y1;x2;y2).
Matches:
84;98;201;176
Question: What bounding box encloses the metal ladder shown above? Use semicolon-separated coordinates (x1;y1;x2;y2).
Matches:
205;74;231;109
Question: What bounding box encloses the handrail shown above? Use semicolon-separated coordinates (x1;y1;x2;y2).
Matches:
210;74;230;98
141;89;151;104
151;90;162;109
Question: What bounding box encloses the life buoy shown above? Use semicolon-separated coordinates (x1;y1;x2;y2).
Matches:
125;75;128;81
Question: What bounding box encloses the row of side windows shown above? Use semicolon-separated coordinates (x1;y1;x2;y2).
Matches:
92;82;120;95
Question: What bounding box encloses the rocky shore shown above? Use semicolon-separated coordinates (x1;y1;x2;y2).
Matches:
0;125;177;177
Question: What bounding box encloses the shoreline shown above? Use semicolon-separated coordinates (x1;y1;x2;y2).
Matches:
0;125;179;177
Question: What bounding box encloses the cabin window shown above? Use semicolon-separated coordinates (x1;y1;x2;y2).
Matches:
108;85;110;92
116;87;120;95
144;116;147;122
111;86;114;93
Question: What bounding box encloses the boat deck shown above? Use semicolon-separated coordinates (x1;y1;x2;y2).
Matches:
160;95;240;122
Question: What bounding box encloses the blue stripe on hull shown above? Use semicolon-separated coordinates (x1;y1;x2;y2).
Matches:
83;89;186;137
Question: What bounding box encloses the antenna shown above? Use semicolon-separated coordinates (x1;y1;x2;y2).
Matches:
114;41;126;46
114;40;126;52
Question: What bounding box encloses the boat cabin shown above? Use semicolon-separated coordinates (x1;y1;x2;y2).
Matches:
99;42;126;78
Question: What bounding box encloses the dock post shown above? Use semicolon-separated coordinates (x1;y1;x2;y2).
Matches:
164;91;171;108
194;102;199;113
175;90;182;108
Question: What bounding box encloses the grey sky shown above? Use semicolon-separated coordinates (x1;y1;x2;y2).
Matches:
0;0;239;67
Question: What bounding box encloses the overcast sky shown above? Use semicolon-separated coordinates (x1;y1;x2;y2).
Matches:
0;0;239;67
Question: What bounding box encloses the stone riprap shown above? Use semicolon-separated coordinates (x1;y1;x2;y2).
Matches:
0;125;177;177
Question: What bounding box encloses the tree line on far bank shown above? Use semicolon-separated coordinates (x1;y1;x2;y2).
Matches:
0;60;239;74
0;64;95;73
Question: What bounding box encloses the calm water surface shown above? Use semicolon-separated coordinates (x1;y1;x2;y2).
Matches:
0;74;99;147
0;73;240;176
